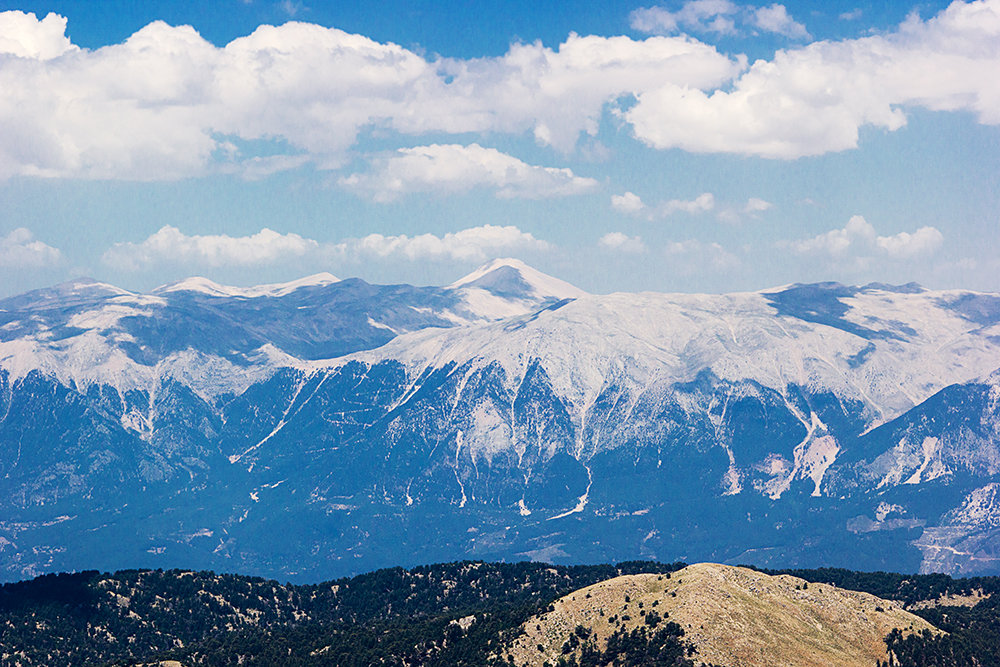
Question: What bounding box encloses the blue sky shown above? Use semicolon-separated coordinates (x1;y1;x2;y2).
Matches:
0;0;997;296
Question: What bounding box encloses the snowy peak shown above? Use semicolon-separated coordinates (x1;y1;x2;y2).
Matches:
153;277;234;297
448;258;587;301
153;273;340;298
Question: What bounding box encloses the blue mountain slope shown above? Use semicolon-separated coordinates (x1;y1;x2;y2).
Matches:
0;265;998;582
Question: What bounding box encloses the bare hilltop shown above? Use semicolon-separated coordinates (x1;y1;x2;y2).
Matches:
506;562;939;667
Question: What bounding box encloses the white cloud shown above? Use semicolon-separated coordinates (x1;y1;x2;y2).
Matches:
661;192;716;215
0;227;62;267
102;226;318;270
751;4;810;39
102;224;551;270
427;32;742;151
333;225;549;262
626;0;1000;158
0;11;75;59
743;197;773;214
664;239;739;273
611;191;646;214
599;232;646;253
339;144;599;201
614;191;716;218
3;2;1000;176
630;6;681;34
790;215;876;255
877;226;945;258
631;1;740;35
615;191;772;222
631;2;807;38
0;14;740;179
839;9;863;21
788;215;943;260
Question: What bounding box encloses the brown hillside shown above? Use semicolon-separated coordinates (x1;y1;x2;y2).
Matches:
505;562;939;667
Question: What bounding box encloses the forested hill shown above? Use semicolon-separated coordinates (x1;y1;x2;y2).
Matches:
1;561;998;666
0;561;683;666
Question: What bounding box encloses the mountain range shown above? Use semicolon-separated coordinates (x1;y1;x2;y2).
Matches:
1;259;999;582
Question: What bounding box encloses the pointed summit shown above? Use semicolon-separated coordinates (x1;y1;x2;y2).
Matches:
448;258;587;301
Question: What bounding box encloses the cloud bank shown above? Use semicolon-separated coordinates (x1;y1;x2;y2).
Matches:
102;226;319;270
334;225;549;262
0;13;737;179
626;0;1000;158
102;224;549;269
0;1;997;179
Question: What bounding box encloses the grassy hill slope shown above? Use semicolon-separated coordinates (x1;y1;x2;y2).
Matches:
506;563;937;667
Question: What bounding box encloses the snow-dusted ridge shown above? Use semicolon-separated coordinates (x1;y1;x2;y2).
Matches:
2;262;999;425
154;272;340;298
343;285;1000;426
0;260;583;398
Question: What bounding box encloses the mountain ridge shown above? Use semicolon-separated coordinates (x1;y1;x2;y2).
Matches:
0;260;998;582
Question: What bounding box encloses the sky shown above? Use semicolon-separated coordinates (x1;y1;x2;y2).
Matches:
0;0;998;296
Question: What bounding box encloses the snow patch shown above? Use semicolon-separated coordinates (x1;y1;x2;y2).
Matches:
905;437;941;485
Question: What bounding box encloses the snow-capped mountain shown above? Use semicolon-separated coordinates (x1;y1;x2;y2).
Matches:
0;261;998;582
0;260;574;398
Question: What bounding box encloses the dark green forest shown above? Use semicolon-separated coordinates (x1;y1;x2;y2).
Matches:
0;561;998;666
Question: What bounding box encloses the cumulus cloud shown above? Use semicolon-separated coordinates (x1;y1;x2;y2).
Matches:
662;192;716;215
630;1;740;36
0;13;740;179
102;226;319;270
787;215;944;260
750;4;809;39
612;191;716;218
332;225;549;262
102;224;550;269
626;0;1000;158
611;191;646;214
876;226;945;258
0;11;75;59
631;1;807;38
3;2;1000;176
339;144;599;201
790;215;876;255
0;227;62;267
599;232;646;253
